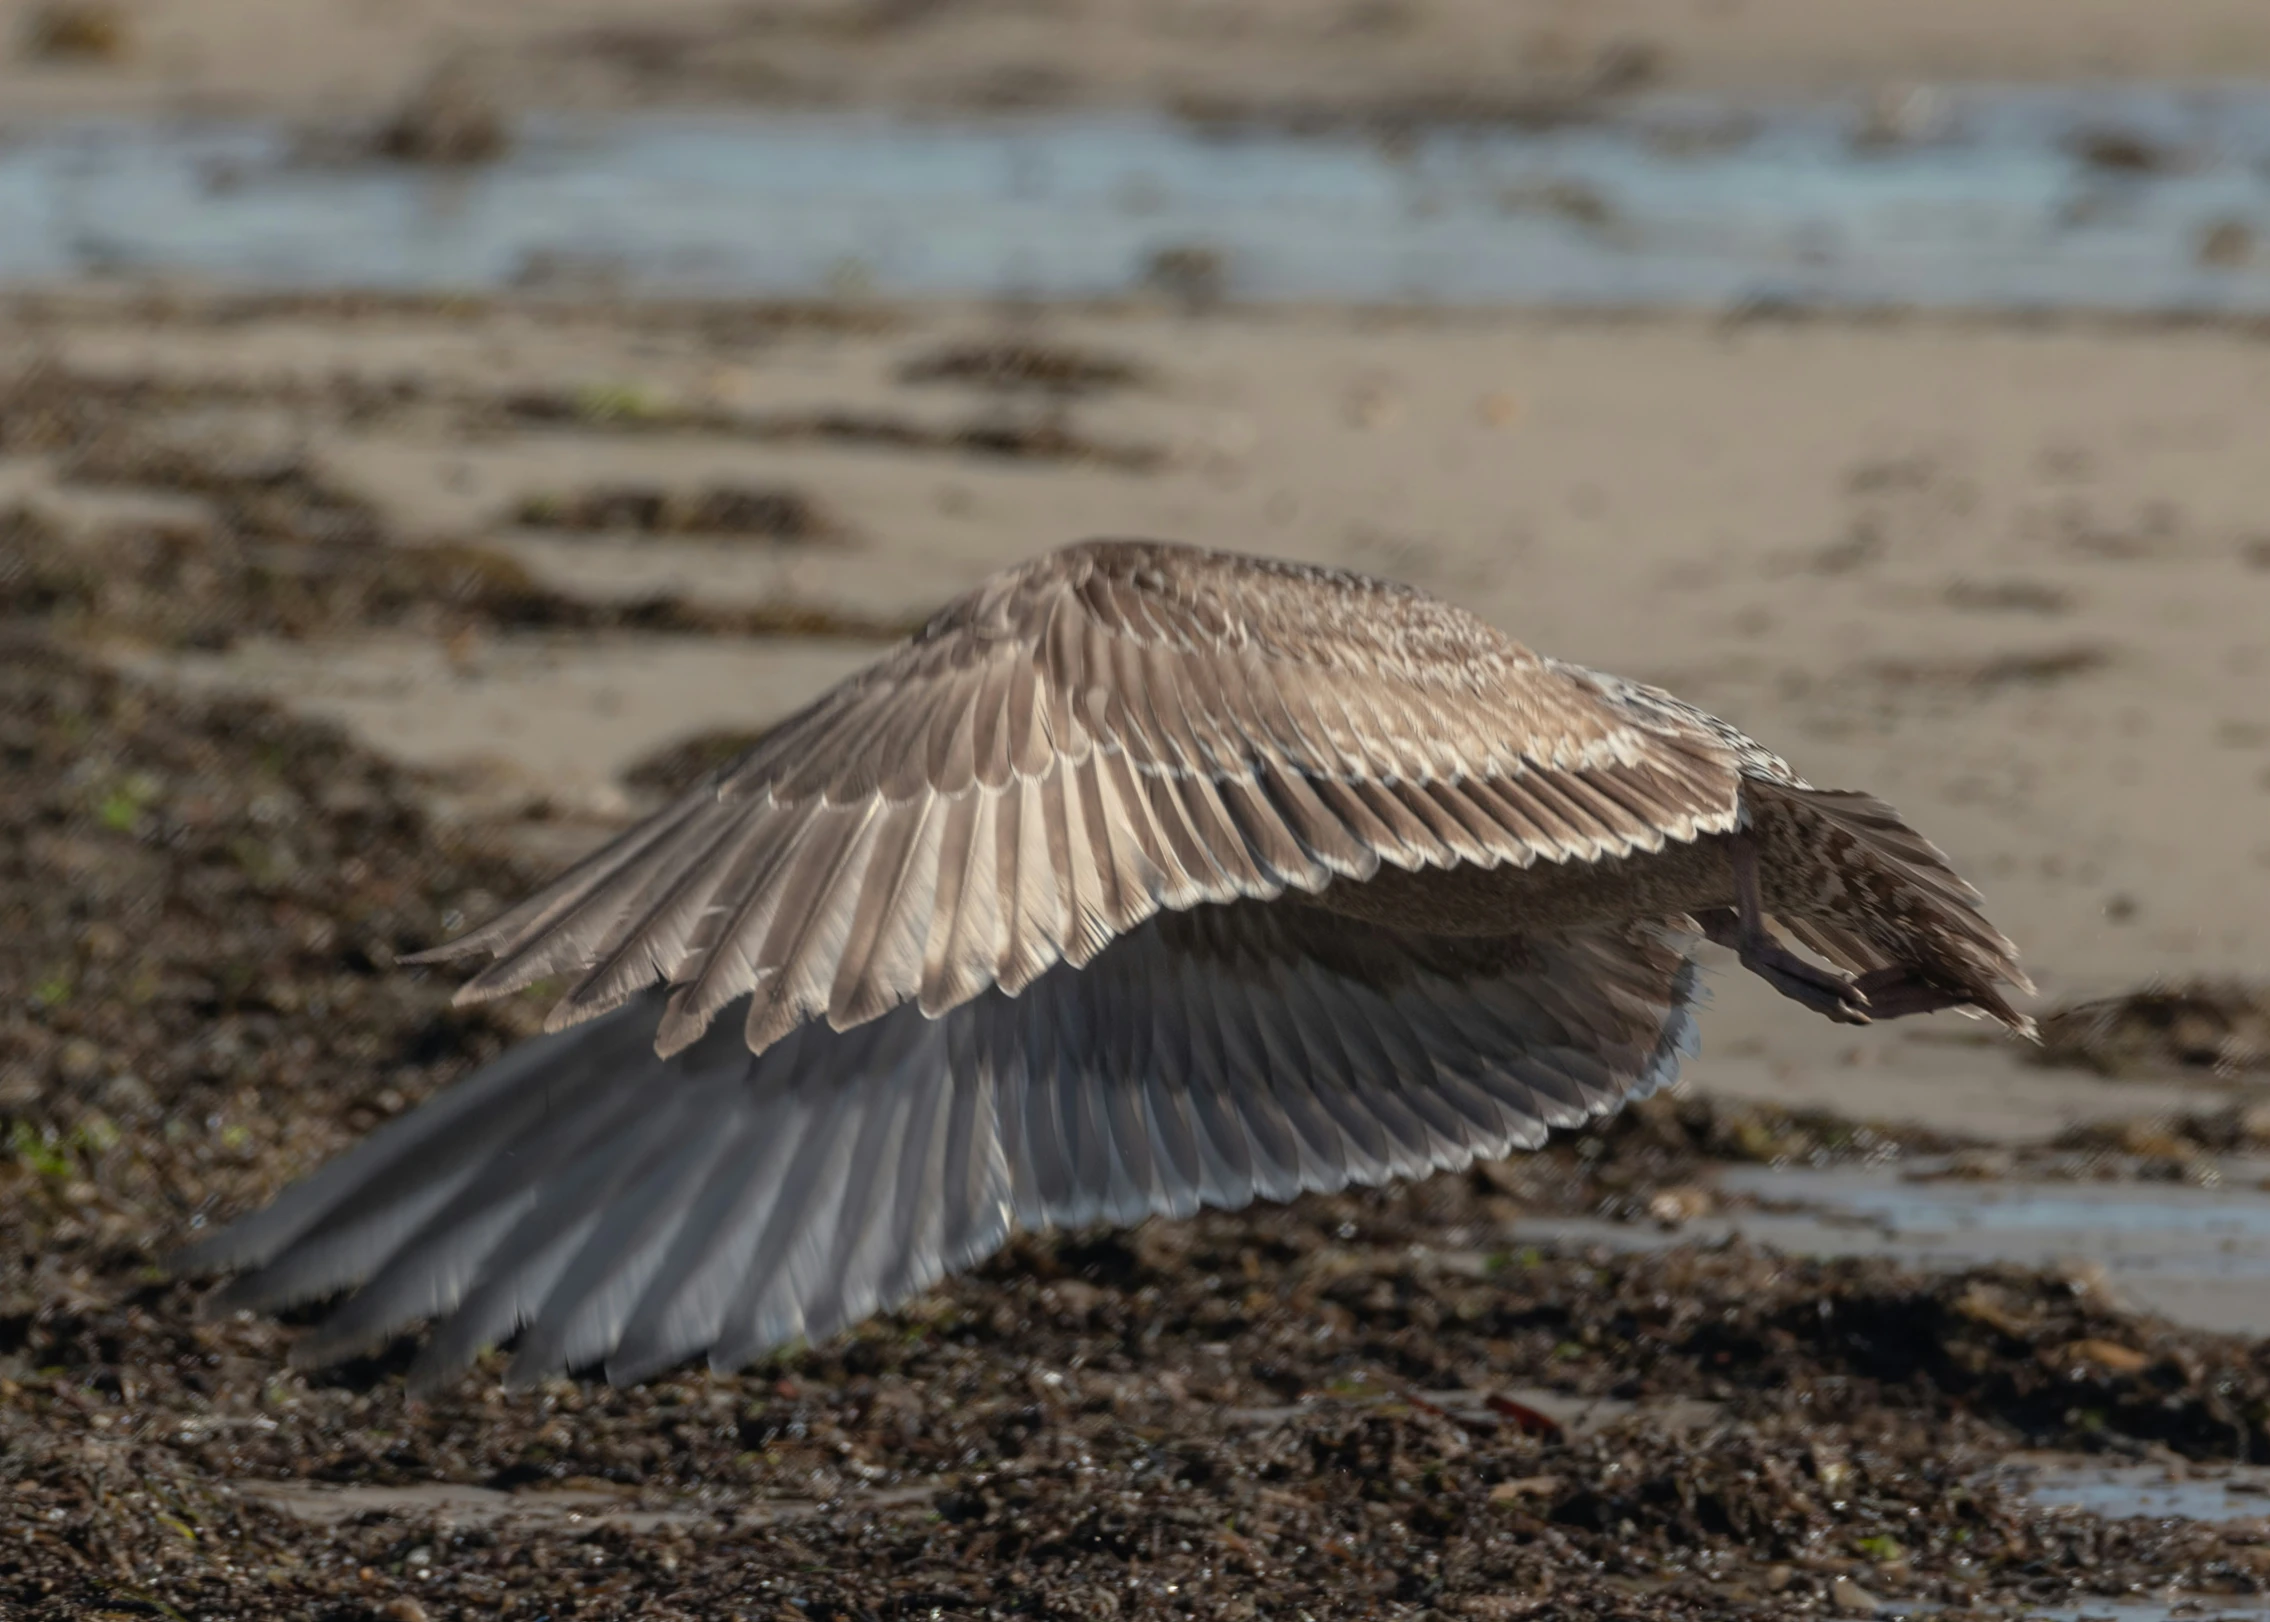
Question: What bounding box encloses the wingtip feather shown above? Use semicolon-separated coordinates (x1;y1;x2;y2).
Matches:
401;938;483;967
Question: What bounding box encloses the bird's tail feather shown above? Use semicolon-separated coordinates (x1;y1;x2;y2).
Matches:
1751;783;2034;1036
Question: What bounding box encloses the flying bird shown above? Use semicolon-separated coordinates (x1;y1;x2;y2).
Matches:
178;539;2031;1391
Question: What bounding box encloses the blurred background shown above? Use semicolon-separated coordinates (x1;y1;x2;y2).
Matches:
5;3;2270;1616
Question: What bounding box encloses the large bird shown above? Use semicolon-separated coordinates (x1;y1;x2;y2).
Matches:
178;539;2031;1392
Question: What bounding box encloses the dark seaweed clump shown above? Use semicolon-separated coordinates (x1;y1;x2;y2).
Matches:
8;642;2270;1620
2034;981;2270;1077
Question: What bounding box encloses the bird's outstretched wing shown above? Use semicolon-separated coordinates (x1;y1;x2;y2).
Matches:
416;540;1740;1056
179;903;1701;1391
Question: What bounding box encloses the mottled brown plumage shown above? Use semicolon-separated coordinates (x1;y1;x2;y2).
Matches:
178;539;2030;1389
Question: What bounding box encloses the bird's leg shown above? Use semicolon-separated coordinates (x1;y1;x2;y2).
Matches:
1847;966;1974;1020
1693;832;1873;1026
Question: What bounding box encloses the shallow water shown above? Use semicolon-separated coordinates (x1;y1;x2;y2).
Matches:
1517;1161;2270;1337
4;86;2270;305
2020;1461;2270;1523
2026;1605;2270;1621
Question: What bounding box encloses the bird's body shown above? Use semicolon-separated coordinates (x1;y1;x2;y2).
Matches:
180;539;2030;1390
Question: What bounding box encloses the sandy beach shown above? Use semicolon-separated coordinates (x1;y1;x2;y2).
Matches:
13;293;2267;1098
7;3;2270;1617
9;0;2270;124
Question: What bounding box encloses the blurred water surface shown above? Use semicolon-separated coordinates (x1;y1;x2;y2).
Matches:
3;85;2270;304
1519;1162;2270;1338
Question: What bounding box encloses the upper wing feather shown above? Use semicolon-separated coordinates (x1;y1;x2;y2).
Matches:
419;539;1743;1056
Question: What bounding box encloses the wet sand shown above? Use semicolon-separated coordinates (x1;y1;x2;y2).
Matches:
7;291;2263;1119
10;0;2270;128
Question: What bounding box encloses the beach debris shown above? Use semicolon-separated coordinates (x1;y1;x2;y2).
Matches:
1943;578;2073;616
2198;218;2255;269
621;728;775;798
375;59;511;165
2034;981;2270;1078
0;504;906;649
18;0;126;61
1140;243;1228;311
513;483;844;542
2067;125;2184;174
898;338;1147;396
1852;83;1955;150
